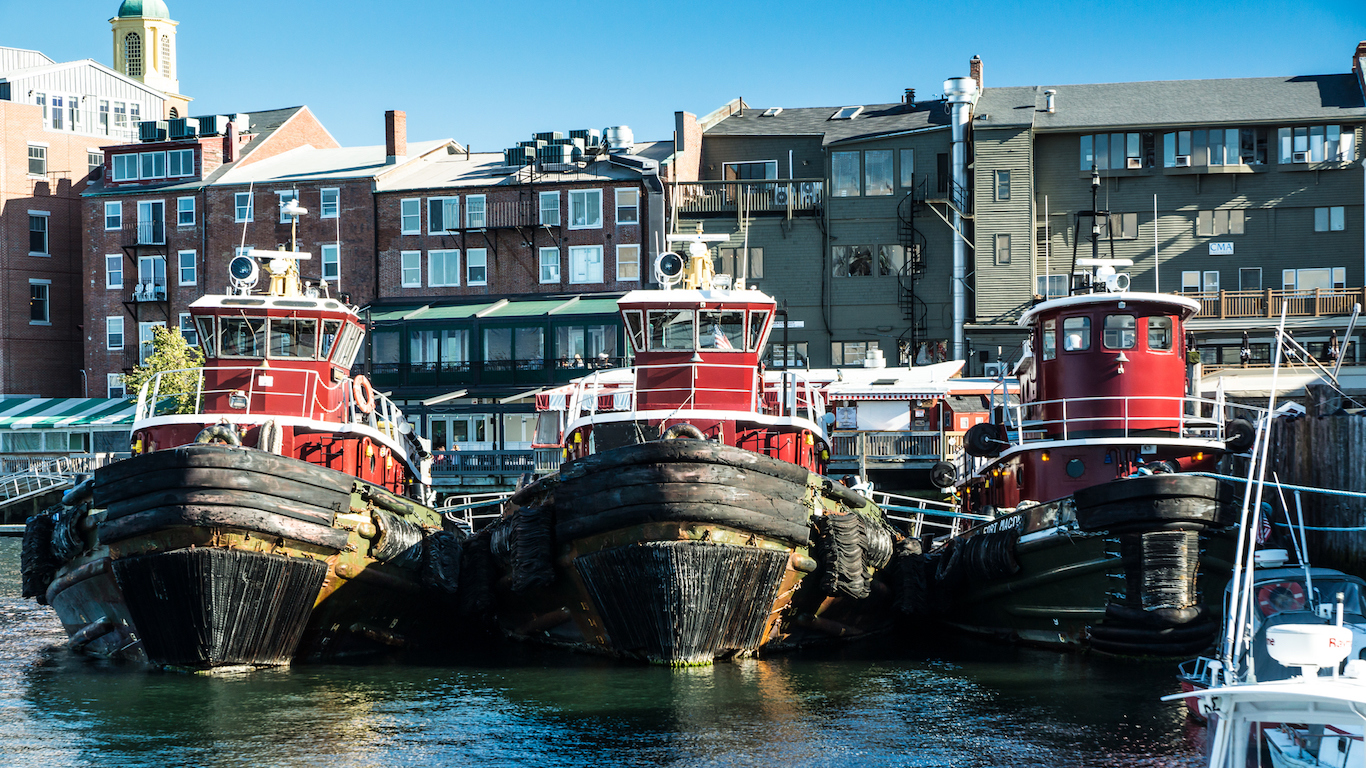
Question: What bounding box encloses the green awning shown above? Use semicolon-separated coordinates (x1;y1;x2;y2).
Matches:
370;295;624;324
0;398;138;430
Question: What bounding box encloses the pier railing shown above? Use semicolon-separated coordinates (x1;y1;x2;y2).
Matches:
1186;287;1365;319
668;179;825;216
829;431;943;464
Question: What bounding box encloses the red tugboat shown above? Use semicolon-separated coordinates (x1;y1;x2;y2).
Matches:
476;236;904;665
20;248;457;669
923;176;1251;656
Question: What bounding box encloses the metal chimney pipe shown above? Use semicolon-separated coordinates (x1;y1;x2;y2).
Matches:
944;76;978;361
1044;89;1057;114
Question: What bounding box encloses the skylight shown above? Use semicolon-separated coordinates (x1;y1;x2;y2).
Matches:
761;107;783;117
830;106;863;120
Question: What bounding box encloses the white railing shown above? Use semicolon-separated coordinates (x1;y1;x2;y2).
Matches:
870;489;982;540
135;366;411;446
438;491;512;532
830;431;942;461
1000;393;1260;446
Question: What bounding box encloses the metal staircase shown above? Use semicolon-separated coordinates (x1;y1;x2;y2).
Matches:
0;457;83;516
897;177;930;359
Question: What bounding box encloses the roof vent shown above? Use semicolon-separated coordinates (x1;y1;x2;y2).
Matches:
603;126;634;153
1044;89;1057;114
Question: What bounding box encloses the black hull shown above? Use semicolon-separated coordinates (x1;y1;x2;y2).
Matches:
27;444;456;670
927;473;1238;656
490;439;897;665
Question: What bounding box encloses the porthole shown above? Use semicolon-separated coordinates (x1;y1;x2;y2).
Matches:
1066;458;1085;478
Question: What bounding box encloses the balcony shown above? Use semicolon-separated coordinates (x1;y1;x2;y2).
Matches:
1186;287;1366;319
130;282;167;303
429;449;535;481
135;221;165;246
828;430;944;469
669;179;824;216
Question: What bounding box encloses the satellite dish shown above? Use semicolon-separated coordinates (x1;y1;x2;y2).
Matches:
229;255;259;291
655;251;685;286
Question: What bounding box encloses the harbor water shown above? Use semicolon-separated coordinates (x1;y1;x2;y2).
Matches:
0;537;1204;768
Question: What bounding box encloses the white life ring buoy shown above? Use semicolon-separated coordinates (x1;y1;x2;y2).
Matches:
353;375;376;414
1258;581;1306;616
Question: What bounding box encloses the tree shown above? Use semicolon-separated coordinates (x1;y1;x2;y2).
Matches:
123;326;205;414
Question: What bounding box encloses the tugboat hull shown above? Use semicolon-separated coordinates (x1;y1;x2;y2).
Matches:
932;474;1238;656
25;443;458;669
486;439;898;665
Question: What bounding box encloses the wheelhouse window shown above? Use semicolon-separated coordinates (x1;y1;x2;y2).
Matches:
622;310;645;354
219;317;266;357
321;320;342;359
1062;316;1091;351
698;310;744;351
1103;315;1136;349
269;318;318;358
648;310;695;351
1041;319;1056;361
1147;317;1173;351
747;310;770;351
195;316;216;357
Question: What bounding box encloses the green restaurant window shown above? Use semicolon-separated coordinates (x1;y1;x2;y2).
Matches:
484;328;513;371
556;324;617;368
515;327;545;370
371;330;400;386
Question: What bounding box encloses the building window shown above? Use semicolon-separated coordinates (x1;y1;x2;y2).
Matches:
29;281;49;324
831;341;873;366
568;190;602;229
864;150;893;196
178;250;196;286
140;151;165;179
51;95;64;130
467;248;487;286
107;317;124;350
400;198;421;234
1197;209;1245;236
179;313;197;347
722;161;777;180
125;32;142;77
540;248;560;283
167;148;194;177
106;254;123;289
1283;267;1346;291
320;188;339;218
429;249;460;287
112;154;138;181
1094;212;1140;240
1083;132;1142;170
766;342;808;368
137;322;163;363
277;190;299;223
1036;274;1069;299
234;192;253;222
161;34;172;77
113;101;127;134
994;234;1011;265
177;196;195;226
138;255;166;297
832;151;860;196
27;144;46;176
1202;270;1220;292
1315;206;1346;232
617;245;640;281
1239;267;1262;291
716;247;763;281
136;200;164;245
99;101;110;134
899;149;915;187
400;251;421;287
108;373;126;398
616;188;639;224
1279;125;1357;164
428;196;459;233
539;192;560;226
465;195;486;229
103;202;122;231
569;245;603;283
1181;271;1202;294
29;213;48;255
995;170;1010;201
321;244;339;283
832;245;877;277
88;151;103;175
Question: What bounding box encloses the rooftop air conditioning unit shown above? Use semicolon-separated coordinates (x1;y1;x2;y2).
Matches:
168;117;199;139
195;115;228;136
1292;151;1310;163
772;184;791;206
1173;155;1191;167
534;131;566;143
1126;157;1143;169
138;120;168;142
983;362;1007;378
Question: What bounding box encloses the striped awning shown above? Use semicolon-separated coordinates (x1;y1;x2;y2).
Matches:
0;397;139;430
828;391;945;402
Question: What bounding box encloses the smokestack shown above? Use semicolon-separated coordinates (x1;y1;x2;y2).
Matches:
1044;89;1057;114
904;88;916;105
386;110;407;164
970;56;983;92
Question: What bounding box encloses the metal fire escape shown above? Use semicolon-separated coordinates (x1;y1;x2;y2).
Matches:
896;176;929;358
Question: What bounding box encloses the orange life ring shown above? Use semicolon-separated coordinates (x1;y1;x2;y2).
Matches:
1258;581;1307;616
352;375;375;413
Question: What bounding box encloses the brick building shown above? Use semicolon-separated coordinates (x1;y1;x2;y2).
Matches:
81;106;353;395
0;46;170;397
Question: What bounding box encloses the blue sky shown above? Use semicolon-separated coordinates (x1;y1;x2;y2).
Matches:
8;0;1366;151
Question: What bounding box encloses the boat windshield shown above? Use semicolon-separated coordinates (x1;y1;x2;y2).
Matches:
649;310;695;351
1251;576;1366;622
220;317;265;357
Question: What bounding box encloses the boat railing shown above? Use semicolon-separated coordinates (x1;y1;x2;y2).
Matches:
871;489;985;540
759;372;825;424
437;491;512;532
1001;394;1261;447
562;366;826;430
135;366;413;449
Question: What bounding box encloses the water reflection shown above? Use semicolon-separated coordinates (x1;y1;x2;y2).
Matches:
0;538;1203;768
